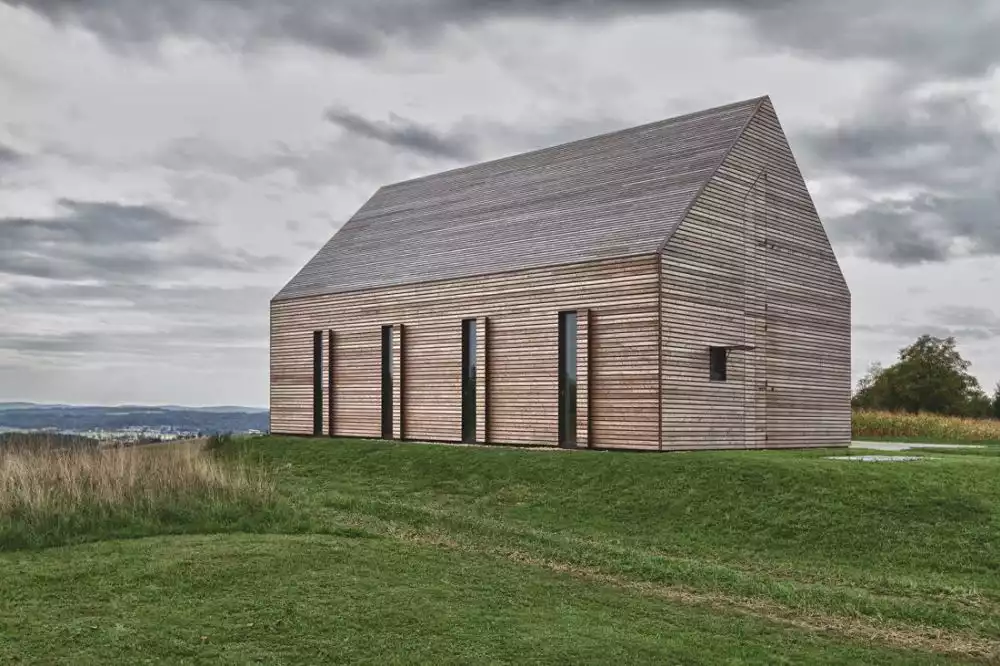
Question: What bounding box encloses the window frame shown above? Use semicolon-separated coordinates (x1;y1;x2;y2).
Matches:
381;325;393;439
327;330;335;437
312;330;323;436
709;346;728;382
461;318;477;443
558;310;578;448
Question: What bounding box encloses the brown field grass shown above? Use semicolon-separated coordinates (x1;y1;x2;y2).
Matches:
0;440;275;548
853;409;1000;442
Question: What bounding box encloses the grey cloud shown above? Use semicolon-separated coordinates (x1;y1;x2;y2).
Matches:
749;1;1000;78
159;135;423;191
453;0;999;78
0;323;266;357
0;199;280;281
4;0;770;58
930;305;999;328
0;280;270;396
800;88;1000;266
159;112;620;193
10;0;998;77
0;141;23;165
325;107;476;161
4;0;407;57
857;305;1000;345
855;322;1000;343
802;90;999;192
0;282;274;319
826;193;1000;266
3;199;197;244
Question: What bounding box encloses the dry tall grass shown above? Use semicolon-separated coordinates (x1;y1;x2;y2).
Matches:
0;441;275;548
853;410;1000;442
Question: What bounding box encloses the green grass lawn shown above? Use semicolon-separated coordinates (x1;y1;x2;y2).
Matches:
3;436;999;664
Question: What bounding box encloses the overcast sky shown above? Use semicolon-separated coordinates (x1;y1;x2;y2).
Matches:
1;1;998;407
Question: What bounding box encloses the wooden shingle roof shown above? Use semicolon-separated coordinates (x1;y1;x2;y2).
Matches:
274;96;765;301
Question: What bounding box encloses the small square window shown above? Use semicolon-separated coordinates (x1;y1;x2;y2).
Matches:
709;347;727;382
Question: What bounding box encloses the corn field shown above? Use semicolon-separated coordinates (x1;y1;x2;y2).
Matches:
853;410;1000;442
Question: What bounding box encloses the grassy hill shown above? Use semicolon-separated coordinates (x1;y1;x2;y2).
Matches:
1;436;998;664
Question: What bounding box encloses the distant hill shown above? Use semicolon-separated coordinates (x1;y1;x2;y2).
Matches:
0;404;268;434
156;405;270;414
0;431;100;450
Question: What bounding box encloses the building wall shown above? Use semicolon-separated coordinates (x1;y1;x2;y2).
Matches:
271;255;660;449
660;98;851;449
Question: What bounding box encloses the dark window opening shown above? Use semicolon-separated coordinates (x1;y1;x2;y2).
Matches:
381;325;393;439
312;330;323;436
461;319;477;443
709;346;728;382
327;330;335;437
558;311;578;448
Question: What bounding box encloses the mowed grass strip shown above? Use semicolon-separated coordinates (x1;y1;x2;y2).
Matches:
247;438;1000;648
0;533;955;665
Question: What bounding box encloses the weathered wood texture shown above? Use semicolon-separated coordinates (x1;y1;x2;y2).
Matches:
392;324;404;439
274;99;762;301
475;317;489;443
317;332;328;436
577;309;591;448
660;98;851;449
326;331;335;436
271;256;660;448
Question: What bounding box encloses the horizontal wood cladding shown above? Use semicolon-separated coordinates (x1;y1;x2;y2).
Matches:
577;309;591;448
475;317;489;443
404;321;460;442
660;97;851;450
271;256;660;449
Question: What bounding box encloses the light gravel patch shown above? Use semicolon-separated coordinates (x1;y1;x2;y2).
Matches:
851;441;985;452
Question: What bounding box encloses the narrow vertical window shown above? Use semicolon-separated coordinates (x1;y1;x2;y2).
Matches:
381;325;393;439
558;311;578;448
312;330;323;436
327;330;335;437
461;318;477;443
709;347;728;382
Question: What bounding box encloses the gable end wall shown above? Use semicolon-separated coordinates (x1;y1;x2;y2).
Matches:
659;99;851;449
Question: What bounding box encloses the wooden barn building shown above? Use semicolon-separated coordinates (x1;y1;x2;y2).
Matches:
270;96;851;450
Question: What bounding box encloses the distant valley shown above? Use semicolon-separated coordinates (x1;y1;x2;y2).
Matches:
0;403;269;440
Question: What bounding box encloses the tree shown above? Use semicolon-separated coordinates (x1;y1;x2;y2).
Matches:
853;335;986;416
852;362;887;410
965;389;994;419
993;382;1000;420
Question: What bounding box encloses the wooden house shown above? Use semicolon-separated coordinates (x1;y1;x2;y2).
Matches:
270;96;851;450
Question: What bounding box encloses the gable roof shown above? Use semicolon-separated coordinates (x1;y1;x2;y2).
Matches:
274;96;765;301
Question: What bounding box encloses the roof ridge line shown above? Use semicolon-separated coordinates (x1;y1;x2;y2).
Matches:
655;95;768;255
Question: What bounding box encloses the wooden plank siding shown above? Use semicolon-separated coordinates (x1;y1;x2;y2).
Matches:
577;309;591;448
270;256;660;449
659;98;851;449
392;324;404;439
475;317;489;443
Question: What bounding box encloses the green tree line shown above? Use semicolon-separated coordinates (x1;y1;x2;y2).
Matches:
853;335;1000;419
